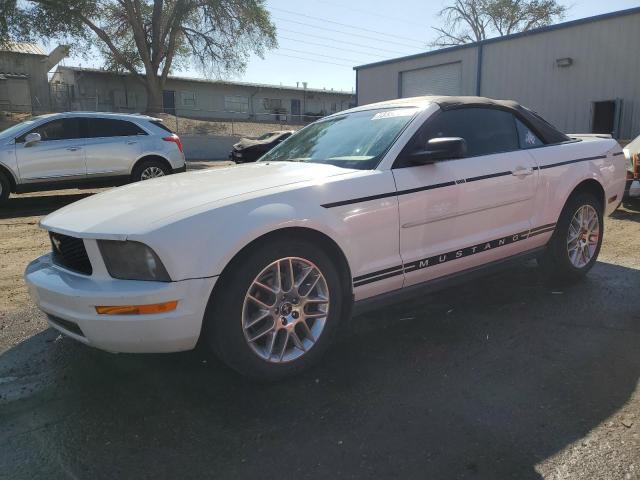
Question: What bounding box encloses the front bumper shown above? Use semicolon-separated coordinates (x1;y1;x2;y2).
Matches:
25;254;217;353
230;150;243;161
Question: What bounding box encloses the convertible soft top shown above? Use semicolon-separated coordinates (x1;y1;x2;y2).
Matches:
431;96;570;145
351;95;571;145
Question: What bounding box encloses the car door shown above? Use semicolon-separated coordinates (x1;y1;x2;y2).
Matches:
392;107;539;288
83;118;144;177
15;117;86;183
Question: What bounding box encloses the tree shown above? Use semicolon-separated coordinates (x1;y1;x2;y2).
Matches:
0;0;277;112
432;0;566;47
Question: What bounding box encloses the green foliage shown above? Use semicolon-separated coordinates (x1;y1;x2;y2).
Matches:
432;0;566;47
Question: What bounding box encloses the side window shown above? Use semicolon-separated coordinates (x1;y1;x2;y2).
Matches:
17;118;81;143
515;118;544;148
87;119;146;138
421;108;519;157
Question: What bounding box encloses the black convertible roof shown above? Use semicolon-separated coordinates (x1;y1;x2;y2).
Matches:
431;96;570;144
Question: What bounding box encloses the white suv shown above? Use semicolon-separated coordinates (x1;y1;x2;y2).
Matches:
0;112;186;203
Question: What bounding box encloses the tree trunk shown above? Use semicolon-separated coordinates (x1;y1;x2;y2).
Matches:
144;74;164;114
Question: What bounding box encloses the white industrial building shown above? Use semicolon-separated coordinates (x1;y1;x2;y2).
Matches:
355;7;640;139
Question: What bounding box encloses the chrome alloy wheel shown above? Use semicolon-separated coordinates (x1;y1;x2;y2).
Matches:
140;166;165;180
566;204;600;268
242;257;330;363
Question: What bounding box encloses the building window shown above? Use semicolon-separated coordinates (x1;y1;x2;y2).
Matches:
224;95;249;113
263;98;283;111
181;91;196;107
331;102;337;112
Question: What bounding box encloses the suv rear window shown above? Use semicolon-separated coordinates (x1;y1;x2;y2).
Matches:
88;118;147;138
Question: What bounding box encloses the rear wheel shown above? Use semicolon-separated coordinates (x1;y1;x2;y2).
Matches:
131;159;170;182
204;238;345;380
538;193;603;281
0;172;10;204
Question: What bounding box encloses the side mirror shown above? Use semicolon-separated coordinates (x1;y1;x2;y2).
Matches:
24;132;41;146
409;137;467;165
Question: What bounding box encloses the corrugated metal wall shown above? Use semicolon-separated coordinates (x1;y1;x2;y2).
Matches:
356;47;478;104
356;10;640;138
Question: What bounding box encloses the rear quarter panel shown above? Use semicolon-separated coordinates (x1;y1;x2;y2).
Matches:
526;138;626;232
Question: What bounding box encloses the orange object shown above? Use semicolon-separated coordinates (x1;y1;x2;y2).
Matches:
95;300;178;315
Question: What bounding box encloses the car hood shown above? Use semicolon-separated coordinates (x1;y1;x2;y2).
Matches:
234;137;273;149
41;162;354;238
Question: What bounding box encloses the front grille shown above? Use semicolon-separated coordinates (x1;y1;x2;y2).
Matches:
50;232;93;275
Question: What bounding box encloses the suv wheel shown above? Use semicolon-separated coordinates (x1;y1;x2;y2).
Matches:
538;192;603;281
204;238;345;380
132;159;170;182
0;172;10;204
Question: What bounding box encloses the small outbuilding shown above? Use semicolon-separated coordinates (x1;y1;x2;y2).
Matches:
0;43;68;112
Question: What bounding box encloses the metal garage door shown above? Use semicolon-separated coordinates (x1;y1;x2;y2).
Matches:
400;62;462;98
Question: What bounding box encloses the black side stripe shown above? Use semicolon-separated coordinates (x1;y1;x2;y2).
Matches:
465;171;512;182
613;151;625;156
321;191;397;209
353;264;404;282
354;269;405;287
353;223;556;287
528;222;556;233
322;154;608;209
538;155;607;170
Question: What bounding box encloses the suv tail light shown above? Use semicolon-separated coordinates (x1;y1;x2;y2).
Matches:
163;134;183;153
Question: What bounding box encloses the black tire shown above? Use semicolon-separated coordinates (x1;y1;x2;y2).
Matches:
131;159;171;182
0;172;10;204
538;192;603;282
203;238;346;381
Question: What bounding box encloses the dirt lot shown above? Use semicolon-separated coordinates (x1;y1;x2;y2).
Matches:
1;173;639;479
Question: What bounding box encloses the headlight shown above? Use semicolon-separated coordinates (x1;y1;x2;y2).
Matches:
98;241;171;282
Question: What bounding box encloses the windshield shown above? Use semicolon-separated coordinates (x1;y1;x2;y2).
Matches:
259;107;419;169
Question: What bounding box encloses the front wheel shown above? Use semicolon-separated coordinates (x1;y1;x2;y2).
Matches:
538;192;603;281
204;239;346;380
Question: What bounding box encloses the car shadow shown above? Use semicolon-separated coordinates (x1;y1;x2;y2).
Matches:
1;192;95;219
612;197;640;223
1;261;639;479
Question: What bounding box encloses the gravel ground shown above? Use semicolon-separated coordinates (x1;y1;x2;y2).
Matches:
0;173;639;479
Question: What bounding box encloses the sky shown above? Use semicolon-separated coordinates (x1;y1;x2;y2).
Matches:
57;0;639;92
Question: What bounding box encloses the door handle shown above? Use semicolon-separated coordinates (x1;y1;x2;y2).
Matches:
511;167;533;176
67;147;81;151
127;141;138;145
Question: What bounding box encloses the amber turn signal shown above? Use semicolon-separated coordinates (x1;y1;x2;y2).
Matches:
95;300;178;315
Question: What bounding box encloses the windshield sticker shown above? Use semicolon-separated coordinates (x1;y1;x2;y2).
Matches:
371;109;417;120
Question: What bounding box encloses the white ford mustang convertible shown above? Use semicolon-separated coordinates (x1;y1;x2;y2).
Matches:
25;96;628;379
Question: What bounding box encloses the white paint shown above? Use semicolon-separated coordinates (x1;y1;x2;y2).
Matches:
25;97;628;354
